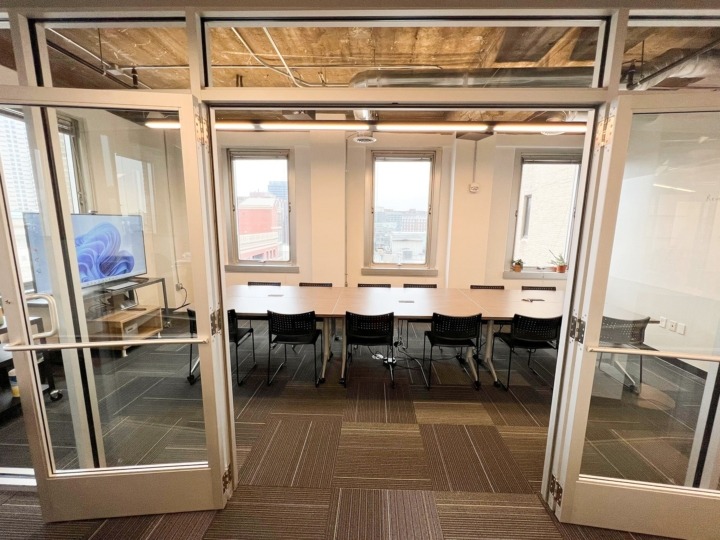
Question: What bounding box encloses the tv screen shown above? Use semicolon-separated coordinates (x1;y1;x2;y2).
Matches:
24;213;147;293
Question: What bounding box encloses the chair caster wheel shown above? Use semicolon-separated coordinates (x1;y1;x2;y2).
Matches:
319;377;325;383
315;379;320;387
474;381;480;390
50;390;63;401
187;375;197;385
493;380;502;387
339;377;346;387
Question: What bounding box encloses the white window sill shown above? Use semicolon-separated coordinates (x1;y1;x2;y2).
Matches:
503;270;567;280
362;266;438;277
225;264;299;274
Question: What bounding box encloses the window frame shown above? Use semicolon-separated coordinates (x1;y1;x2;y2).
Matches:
363;149;440;276
226;148;296;271
505;151;582;277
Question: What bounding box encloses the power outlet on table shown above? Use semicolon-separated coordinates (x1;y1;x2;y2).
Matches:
659;317;667;328
677;323;686;335
668;320;677;332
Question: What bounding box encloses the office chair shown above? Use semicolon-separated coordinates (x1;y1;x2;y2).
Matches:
267;310;322;386
357;283;391;287
598;316;650;391
423;313;482;390
299;282;334;355
344;311;394;387
228;309;257;385
521;286;557;291
493;314;562;389
470;285;505;290
187;309;256;385
400;283;437;347
248;281;281;286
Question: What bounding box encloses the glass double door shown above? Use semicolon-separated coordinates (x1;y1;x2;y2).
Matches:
0;91;232;521
551;93;720;538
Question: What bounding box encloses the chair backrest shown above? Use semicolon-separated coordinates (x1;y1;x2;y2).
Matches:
511;314;562;342
345;311;394;344
299;282;333;287
403;283;437;288
187;308;197;335
470;285;505;290
267;310;317;337
600;316;650;346
430;313;482;340
357;283;391;288
248;281;281;286
227;309;239;342
521;286;557;291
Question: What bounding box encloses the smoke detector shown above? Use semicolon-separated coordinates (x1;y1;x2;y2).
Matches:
352;131;377;144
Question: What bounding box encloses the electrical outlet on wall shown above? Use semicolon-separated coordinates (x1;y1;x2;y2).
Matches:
175;283;184;291
668;320;677;332
677;323;686;335
659;317;667;328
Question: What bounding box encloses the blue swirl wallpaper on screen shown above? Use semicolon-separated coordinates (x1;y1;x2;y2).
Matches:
75;222;135;283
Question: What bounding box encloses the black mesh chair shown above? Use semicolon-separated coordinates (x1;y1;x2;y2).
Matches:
358;283;391;288
344;311;394;387
493;314;562;389
400;283;437;347
521;286;557;291
267;310;322;386
187;309;256;386
248;281;281;286
299;282;334;356
470;285;505;290
228;309;257;385
598;316;651;390
423;313;482;389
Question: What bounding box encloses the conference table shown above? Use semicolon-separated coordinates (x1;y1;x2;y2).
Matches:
225;285;565;388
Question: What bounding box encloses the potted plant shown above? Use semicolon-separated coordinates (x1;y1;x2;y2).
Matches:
511;258;524;272
549;251;568;273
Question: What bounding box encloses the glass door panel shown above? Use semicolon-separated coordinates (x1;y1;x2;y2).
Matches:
553;99;720;539
0;97;225;520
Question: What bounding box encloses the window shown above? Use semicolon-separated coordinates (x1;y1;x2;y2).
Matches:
511;156;580;270
0;110;85;288
229;151;291;264
370;152;435;267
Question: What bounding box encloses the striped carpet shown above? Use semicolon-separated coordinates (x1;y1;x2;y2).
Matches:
1;320;687;539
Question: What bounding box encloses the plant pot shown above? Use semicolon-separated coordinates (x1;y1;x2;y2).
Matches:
512;265;523;272
556;264;567;273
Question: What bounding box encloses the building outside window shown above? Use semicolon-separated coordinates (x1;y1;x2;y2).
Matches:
229;151;291;263
371;152;435;266
511;156;580;270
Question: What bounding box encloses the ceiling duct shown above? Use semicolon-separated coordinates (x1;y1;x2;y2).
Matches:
626;48;720;91
352;131;377;144
349;67;594;88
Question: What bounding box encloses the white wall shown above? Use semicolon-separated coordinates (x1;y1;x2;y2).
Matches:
217;129;583;290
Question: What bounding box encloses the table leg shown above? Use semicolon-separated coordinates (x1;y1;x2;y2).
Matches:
483;320;501;386
465;347;479;385
320;318;330;383
340;323;347;385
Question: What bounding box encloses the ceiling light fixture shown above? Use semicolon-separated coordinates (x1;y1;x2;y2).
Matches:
374;121;489;133
146;119;181;129
493;122;586;134
652;183;695;193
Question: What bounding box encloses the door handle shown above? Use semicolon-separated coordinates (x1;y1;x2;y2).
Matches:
25;293;59;340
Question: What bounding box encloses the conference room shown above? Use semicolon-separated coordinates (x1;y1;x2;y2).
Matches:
0;12;718;536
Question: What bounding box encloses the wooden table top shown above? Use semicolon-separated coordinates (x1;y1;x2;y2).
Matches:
225;286;565;321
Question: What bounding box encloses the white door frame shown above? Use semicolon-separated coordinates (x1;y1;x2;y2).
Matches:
0;84;234;521
549;90;720;540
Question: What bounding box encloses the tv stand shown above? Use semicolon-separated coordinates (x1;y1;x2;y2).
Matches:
86;277;169;356
88;305;163;356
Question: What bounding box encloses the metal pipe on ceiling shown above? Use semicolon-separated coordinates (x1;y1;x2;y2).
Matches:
627;46;720;91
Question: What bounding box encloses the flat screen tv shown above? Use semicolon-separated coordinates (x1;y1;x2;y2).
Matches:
24;213;147;293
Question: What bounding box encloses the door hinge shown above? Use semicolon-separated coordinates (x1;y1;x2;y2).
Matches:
549;474;563;506
210;308;222;335
195;114;209;146
222;463;233;492
569;315;585;343
595;115;615;151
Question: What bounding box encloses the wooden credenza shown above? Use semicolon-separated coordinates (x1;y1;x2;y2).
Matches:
88;305;162;353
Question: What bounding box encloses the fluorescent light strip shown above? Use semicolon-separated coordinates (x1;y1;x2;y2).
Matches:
146;119;587;134
653;183;695;193
493;122;586;134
